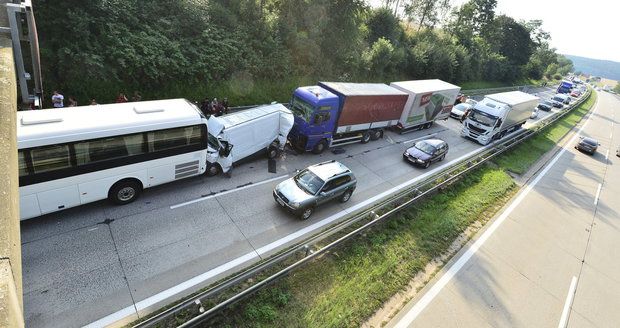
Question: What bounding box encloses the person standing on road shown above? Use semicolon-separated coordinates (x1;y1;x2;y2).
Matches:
460;107;471;123
51;90;64;108
131;91;142;102
67;96;78;107
222;98;229;115
116;92;128;103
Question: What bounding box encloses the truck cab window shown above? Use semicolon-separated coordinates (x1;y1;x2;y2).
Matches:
291;96;315;122
313;112;331;125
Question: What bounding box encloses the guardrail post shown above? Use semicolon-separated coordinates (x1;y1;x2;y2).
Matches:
0;1;24;327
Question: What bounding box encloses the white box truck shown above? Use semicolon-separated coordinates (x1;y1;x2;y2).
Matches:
389;79;461;132
206;103;294;175
461;91;539;145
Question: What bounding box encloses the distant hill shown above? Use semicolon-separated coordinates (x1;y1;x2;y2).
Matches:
564;55;620;81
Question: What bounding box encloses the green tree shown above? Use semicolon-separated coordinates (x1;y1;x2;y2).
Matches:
366;7;403;45
486;15;533;66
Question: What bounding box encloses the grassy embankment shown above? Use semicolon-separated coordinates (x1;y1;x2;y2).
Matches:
205;91;596;328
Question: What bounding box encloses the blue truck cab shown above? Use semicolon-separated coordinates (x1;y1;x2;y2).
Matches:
288;86;340;154
557;80;573;94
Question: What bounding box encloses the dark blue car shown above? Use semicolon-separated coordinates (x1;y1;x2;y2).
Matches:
403;139;449;168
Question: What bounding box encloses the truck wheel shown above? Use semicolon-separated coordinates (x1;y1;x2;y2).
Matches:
109;179;142;205
267;146;279;159
206;163;221;176
370;129;382;141
361;131;371;144
300;207;314;220
425;122;434;129
312;140;327;154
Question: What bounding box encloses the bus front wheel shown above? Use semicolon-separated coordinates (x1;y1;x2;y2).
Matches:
109;179;142;205
206;163;222;176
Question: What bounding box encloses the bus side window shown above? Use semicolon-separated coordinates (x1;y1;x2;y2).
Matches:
30;144;72;174
123;133;146;156
18;150;29;177
75;134;140;165
186;125;203;145
150;127;189;152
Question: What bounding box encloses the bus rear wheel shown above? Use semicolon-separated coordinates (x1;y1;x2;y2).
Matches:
109;179;142;205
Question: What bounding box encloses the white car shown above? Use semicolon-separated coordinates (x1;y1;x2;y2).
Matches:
450;102;474;120
530;108;539;119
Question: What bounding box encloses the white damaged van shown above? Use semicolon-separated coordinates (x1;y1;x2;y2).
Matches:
206;103;294;175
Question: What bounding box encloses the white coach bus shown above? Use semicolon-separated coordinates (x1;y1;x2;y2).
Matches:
17;99;216;220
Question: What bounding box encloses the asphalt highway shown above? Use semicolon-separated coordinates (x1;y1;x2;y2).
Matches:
20;86;559;327
388;90;619;328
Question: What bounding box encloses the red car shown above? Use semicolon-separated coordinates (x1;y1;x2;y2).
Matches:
570;90;581;97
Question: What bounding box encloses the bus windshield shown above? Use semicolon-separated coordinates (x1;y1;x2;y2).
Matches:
468;109;497;127
291;95;315;123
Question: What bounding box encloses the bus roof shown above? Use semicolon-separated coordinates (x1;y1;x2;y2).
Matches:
17;99;204;149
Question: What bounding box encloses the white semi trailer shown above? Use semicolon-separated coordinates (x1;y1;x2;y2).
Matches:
390;79;461;132
206;103;294;175
461;91;539;145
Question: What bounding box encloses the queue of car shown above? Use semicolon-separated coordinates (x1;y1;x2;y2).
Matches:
273;80;597;220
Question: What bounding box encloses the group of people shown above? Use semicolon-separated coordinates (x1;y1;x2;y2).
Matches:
49;90;142;108
114;91;142;103
199;97;229;117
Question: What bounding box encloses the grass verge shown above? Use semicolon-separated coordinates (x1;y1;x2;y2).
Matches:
460;79;541;90
190;91;596;328
493;91;597;174
210;167;516;328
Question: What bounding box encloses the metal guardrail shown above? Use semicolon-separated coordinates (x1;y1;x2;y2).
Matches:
133;87;591;328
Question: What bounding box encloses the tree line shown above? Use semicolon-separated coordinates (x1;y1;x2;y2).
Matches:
35;0;573;106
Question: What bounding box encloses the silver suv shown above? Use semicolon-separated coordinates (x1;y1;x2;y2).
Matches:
273;160;356;220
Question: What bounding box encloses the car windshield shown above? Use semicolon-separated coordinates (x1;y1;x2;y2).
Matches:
454;104;469;111
543;101;553;106
582;138;598;146
294;169;325;195
291;95;315;123
553;96;564;102
414;141;436;155
468;109;497;127
207;133;220;149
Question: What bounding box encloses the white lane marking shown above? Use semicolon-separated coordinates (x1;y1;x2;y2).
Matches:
82;306;138;328
87;227;98;232
403;133;438;144
86;142;496;327
558;276;578;328
170;174;289;209
83;252;259;328
594;183;602;206
606;149;610;161
393;97;600;328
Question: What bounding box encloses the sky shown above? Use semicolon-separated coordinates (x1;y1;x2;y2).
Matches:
368;0;620;63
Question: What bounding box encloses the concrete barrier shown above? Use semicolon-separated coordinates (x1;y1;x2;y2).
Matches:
0;1;24;326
